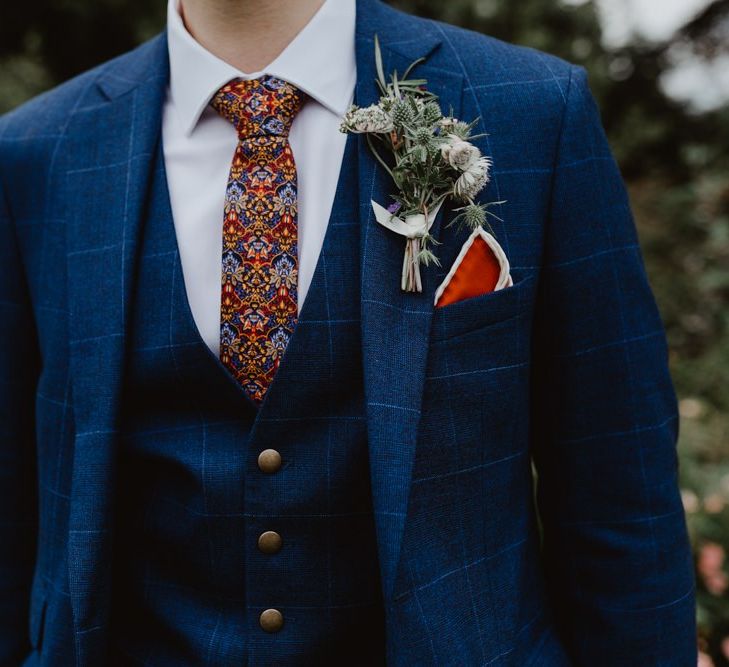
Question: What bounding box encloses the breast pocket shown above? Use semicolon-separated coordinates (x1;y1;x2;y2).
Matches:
413;271;537;505
429;272;536;343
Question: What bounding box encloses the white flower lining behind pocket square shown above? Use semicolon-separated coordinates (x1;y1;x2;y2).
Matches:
434;226;513;307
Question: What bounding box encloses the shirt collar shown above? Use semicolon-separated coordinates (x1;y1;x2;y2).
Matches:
167;0;357;136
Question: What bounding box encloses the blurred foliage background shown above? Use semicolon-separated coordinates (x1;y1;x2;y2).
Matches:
1;0;728;662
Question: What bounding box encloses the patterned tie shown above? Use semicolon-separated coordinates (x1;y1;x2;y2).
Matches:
211;76;306;404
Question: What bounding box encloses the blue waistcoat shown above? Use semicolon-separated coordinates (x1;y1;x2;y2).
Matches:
109;133;386;665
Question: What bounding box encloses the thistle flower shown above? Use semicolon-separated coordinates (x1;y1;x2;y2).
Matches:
421;101;443;125
438;117;472;140
391;98;417;128
417;246;441;267
448;201;498;234
461;203;487;229
414;126;435;146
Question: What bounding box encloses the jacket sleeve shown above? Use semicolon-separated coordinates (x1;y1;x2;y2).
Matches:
0;165;40;663
529;65;697;665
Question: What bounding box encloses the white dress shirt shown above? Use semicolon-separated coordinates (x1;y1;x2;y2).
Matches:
163;0;357;356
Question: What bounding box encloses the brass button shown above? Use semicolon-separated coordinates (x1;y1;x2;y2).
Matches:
259;608;283;633
258;531;282;554
257;449;282;473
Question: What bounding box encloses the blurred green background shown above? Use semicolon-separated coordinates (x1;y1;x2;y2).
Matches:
1;0;728;662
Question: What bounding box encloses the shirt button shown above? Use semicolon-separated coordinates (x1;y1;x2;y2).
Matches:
257;449;282;473
258;531;282;554
259;608;284;633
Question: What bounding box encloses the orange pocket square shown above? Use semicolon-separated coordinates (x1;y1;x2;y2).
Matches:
434;227;512;307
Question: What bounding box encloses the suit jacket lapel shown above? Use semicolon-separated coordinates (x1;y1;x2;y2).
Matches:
355;0;465;599
64;33;168;659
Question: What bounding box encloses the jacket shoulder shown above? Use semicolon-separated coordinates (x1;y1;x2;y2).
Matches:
379;2;575;86
380;4;577;123
433;18;573;82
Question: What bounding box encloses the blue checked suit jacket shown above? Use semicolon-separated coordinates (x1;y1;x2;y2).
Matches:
0;0;696;664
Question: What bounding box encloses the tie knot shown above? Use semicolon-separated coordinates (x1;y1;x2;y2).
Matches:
211;76;306;138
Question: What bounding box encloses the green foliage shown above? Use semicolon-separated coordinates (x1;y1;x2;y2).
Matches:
1;0;728;661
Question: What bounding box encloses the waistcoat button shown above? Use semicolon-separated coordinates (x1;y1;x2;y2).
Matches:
258;531;283;554
257;449;282;473
259;608;284;632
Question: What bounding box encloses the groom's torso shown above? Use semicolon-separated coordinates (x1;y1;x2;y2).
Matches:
108;128;386;665
0;1;577;664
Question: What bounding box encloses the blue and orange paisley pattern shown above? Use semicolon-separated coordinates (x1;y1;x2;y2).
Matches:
211;76;306;404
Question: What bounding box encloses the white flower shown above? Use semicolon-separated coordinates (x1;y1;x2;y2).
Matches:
340;104;394;134
453;156;492;201
441;135;481;171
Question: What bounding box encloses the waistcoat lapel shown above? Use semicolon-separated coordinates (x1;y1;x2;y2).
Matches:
355;0;465;599
64;33;169;662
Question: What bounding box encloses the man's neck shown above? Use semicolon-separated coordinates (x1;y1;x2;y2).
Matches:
179;0;327;73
